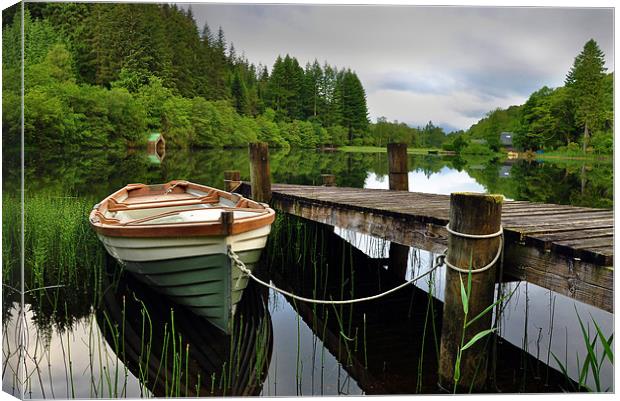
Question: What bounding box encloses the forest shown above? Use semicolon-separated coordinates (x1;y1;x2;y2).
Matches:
2;3;370;149
2;3;613;155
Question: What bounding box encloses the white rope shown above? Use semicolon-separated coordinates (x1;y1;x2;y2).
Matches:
443;223;504;274
445;223;503;239
227;246;443;305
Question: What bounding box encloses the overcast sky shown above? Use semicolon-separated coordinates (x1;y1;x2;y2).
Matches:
185;4;613;131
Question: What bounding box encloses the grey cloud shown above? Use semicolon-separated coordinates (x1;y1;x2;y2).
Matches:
181;3;613;130
372;73;454;95
456;67;552;99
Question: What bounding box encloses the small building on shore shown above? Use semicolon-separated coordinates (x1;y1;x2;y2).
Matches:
500;132;514;148
147;132;166;163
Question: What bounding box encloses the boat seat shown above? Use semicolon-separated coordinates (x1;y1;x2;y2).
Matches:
107;194;220;212
120;206;268;226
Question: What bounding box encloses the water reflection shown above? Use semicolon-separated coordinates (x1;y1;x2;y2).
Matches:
334;228;614;391
98;269;273;397
2;147;613;397
2;147;612;208
365;167;486;194
265;215;579;393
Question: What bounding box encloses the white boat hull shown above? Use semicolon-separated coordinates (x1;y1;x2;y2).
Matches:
98;224;271;333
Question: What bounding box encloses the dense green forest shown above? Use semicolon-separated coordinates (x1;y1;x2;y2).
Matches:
3;3;371;149
444;40;613;155
2;3;613;154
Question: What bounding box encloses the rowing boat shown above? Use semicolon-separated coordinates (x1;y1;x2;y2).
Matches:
89;180;275;333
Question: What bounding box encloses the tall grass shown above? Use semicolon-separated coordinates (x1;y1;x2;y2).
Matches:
3;193;106;331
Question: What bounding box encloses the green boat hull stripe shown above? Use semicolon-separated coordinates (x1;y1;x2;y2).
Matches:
124;250;260;333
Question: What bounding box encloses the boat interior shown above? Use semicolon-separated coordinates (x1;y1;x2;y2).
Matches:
94;181;271;226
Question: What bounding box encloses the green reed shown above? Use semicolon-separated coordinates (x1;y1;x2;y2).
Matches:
452;256;519;393
416;266;436;393
3;193;106;329
551;307;614;392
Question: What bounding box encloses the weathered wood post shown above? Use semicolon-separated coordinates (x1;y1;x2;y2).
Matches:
223;170;241;192
387;142;408;191
248;142;272;203
438;193;503;392
221;210;234;235
387;142;409;279
321;174;336;187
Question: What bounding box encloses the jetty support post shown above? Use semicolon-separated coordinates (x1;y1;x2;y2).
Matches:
224;170;241;192
387;142;408;191
438;192;503;392
249;142;272;203
321;174;336;187
387;142;409;279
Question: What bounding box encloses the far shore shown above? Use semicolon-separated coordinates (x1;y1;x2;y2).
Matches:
337;145;612;162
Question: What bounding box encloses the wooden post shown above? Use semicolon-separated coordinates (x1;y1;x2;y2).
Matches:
221;210;234;236
321;174;336;187
248;142;271;203
387;143;409;279
224;170;241;192
387;142;408;191
438;193;503;392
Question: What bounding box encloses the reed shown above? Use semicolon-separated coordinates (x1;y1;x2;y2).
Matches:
452;261;518;393
3;193;106;334
551;308;614;392
416;265;437;393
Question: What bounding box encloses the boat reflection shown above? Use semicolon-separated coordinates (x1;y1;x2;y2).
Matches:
98;268;273;397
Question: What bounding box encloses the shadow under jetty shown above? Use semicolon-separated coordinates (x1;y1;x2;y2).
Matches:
98;268;273;397
263;215;579;394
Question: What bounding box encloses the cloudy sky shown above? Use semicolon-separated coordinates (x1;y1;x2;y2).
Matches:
186;3;613;131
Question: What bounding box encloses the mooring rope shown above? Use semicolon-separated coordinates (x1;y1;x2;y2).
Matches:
228;223;503;303
442;224;504;274
227;246;444;305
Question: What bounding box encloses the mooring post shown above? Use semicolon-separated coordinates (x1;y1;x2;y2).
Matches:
223;170;241;192
248;142;272;203
438;192;503;392
321;174;336;187
387;142;408;191
387;142;409;279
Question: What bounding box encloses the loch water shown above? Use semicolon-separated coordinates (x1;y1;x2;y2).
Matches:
2;148;613;397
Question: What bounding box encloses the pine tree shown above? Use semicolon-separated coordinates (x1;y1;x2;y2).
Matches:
265;55;305;121
201;22;213;45
303;60;323;119
321;64;341;126
231;69;249;115
338;69;369;141
565;39;607;151
228;42;237;66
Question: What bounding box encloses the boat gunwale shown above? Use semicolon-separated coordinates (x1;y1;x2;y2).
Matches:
90;180;275;238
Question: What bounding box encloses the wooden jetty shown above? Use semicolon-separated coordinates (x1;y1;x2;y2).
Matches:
234;142;613;314
234;141;613;392
237;181;613;313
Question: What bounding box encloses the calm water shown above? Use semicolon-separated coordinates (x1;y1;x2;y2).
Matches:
2;148;614;397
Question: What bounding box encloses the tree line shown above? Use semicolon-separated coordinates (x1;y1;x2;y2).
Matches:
3;3;369;149
445;39;613;155
4;3;611;154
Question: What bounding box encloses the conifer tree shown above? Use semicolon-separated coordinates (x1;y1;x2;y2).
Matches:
231;69;249;115
565;39;607;151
